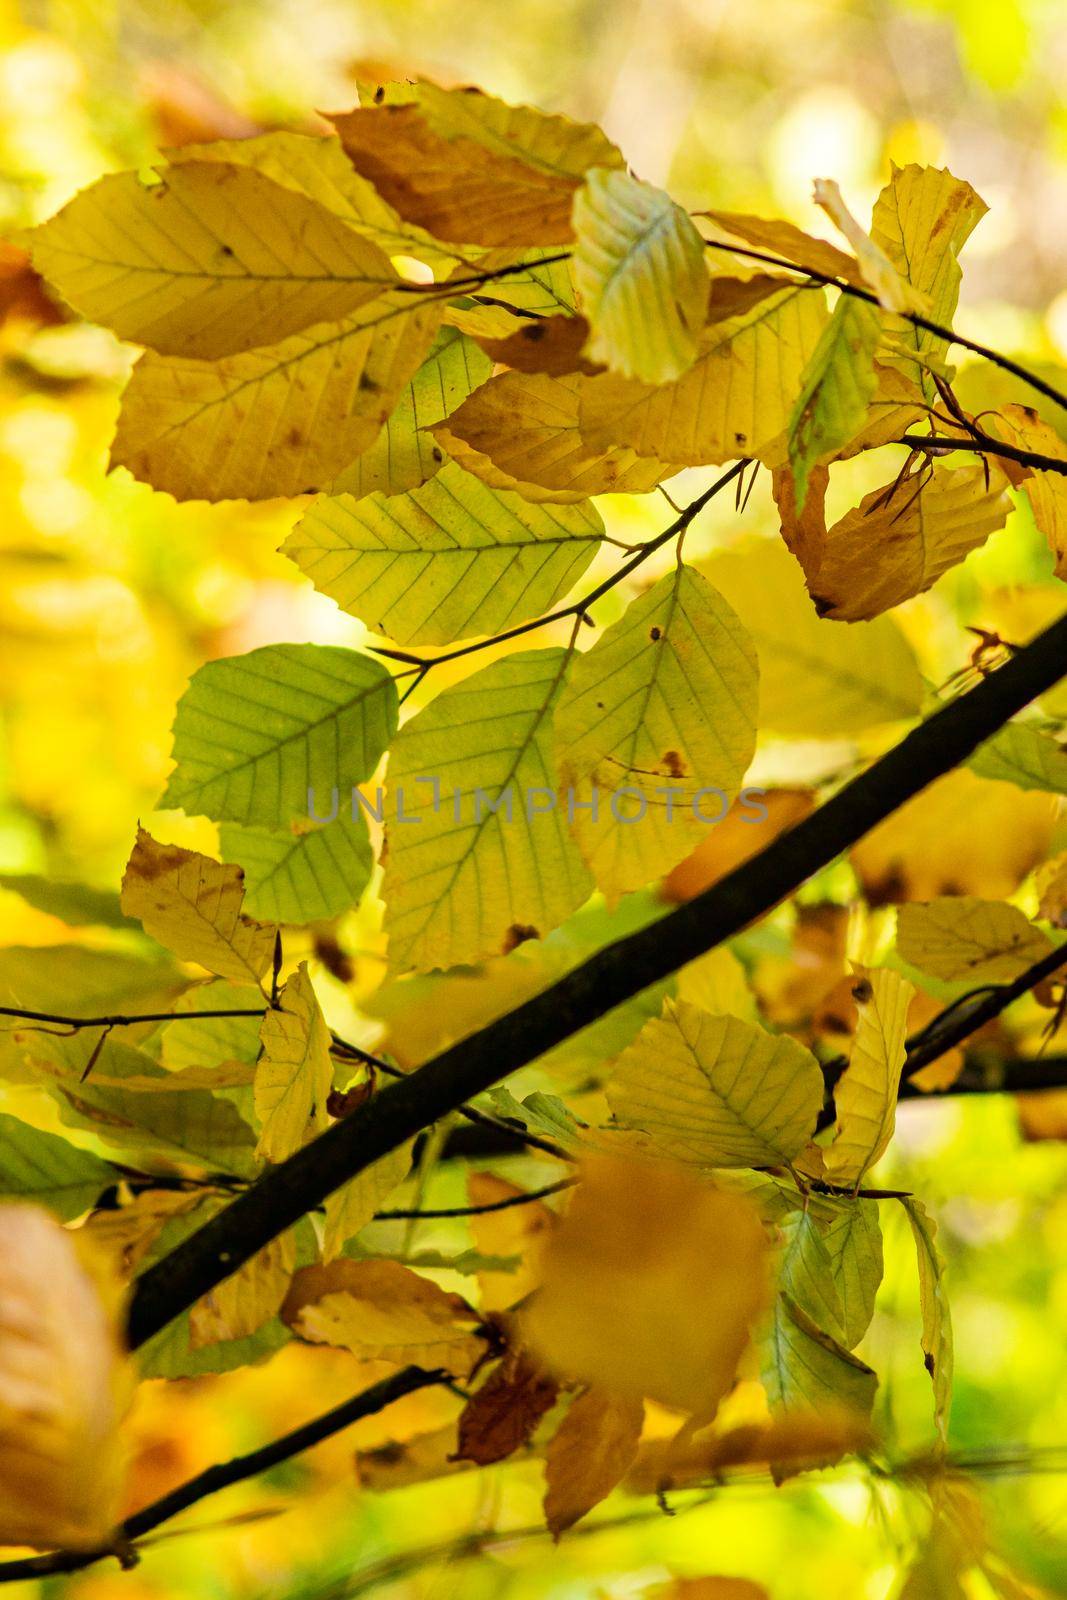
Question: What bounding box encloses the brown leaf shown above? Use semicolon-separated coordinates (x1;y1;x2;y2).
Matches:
455;1346;559;1464
543;1386;644;1537
475;314;599;376
468;1171;557;1312
628;1407;873;1494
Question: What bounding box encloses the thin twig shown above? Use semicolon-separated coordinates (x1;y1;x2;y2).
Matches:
0;1366;448;1585
374;1177;575;1220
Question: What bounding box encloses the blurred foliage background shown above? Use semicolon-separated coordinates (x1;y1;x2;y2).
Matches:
3;0;1067;1596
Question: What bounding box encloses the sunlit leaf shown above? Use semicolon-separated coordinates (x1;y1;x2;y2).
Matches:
787;294;881;508
284;461;604;644
382;647;593;972
901;1196;954;1444
572;168;708;382
120;825;276;984
112;293;444;500
0;1114;118;1220
29;162;397;358
161;643;398;828
554;565;758;898
969;721;1067;794
254;962;333;1162
606;998;823;1168
218;816;375;924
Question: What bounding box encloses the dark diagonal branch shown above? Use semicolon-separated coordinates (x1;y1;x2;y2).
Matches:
0;1366;447;1585
124;610;1067;1352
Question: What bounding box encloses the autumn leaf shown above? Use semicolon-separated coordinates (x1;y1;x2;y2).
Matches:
254;962;333;1161
897;897;1053;983
572;168;709;382
525;1156;769;1416
0;1205;131;1551
282;1257;488;1376
454;1346;559;1465
120;826;276;986
189;1229;296;1349
542;1386;644;1536
824;967;913;1187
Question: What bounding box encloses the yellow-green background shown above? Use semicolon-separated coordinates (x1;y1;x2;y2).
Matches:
2;0;1067;1595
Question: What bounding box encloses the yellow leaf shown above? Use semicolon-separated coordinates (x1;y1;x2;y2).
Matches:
432;370;679;502
787;293;882;507
468;1172;557;1312
869;165;987;396
83;1189;203;1276
572;168;709;382
543;1386;644;1537
254;962;332;1162
0;1205;130;1551
382;648;592;973
607;998;823;1168
111;293;444;501
282;1258;488;1376
901;1197;953;1444
812;179;928;315
322;1142;412;1261
577;284;828;467
328;327;492;498
29;162;396;359
702;539;923;736
120;826;276;985
852;768;1058;904
790;461;1010;621
824;967;914;1187
525;1155;769;1415
189;1229;296;1349
166;128;454;265
994;403;1067;578
897;897;1053;983
1037;853;1067;927
331;87;622;248
654;1580;769;1600
554;565;759;900
283;461;604;644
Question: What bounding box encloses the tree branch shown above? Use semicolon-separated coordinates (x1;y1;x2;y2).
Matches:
124;610;1067;1351
700;236;1067;417
899;432;1067;478
0;1366;447;1585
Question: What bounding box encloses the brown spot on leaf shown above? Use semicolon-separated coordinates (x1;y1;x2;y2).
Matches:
503;923;539;954
851;977;873;1004
661;750;686;779
649;626;662;641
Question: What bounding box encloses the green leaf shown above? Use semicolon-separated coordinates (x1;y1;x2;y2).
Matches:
219;815;374;924
0;1114;119;1220
788;295;881;510
29;162;396;359
901;1196;953;1445
969;722;1067;794
328;328;492;497
572;168;709;383
606;999;823;1167
111;293;444;501
702;540;924;736
284;462;603;646
161;643;398;828
780;1196;883;1351
0;944;185;1021
762;1292;878;1419
161;979;263;1072
554;564;759;899
382;647;593;973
